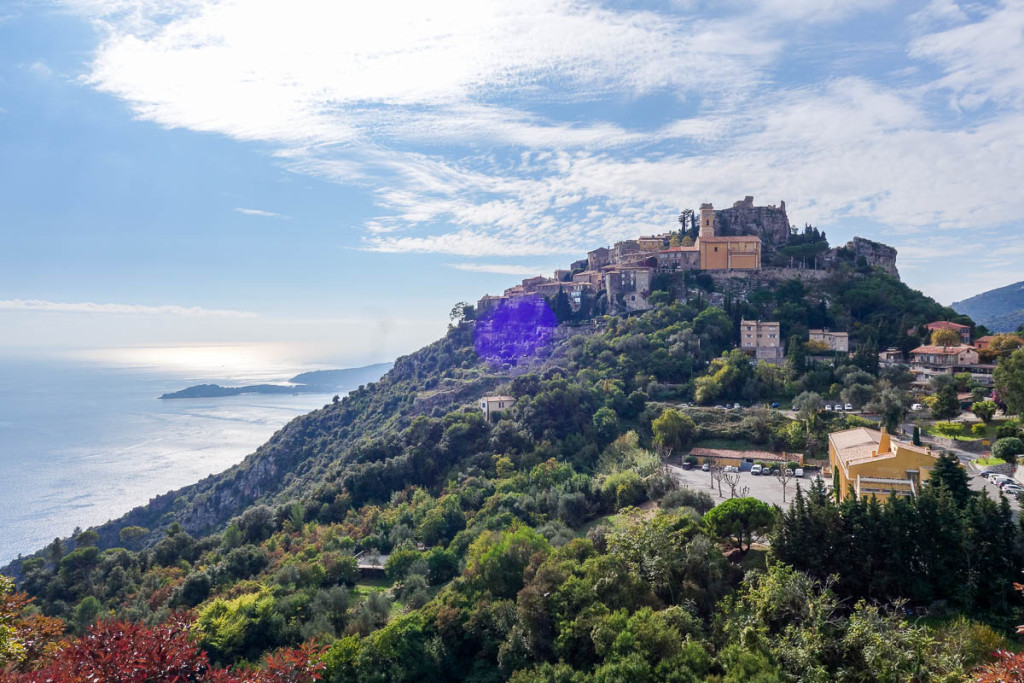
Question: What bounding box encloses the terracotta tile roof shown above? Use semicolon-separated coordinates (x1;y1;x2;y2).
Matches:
910;345;976;354
690;447;792;462
659;246;699;252
926;321;970;330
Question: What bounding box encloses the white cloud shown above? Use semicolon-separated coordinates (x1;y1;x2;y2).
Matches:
72;0;779;148
445;262;550;276
25;61;54;78
0;299;256;317
910;1;1024;109
58;0;1024;300
235;207;287;218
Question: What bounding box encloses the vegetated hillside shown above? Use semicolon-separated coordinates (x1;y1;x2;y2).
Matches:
6;266;1024;681
2;269;963;574
954;280;1024;333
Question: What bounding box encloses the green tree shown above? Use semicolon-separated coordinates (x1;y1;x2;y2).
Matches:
868;385;910;432
74;529;99;549
925;452;972;507
118;526;148;547
703;497;775;552
992;437;1024;464
841;383;873;410
932;384;961;421
994;348;1024;415
0;576;24;667
73;596;102;634
971;400;997;424
787;334;808;375
651;408;696;455
931;328;962;347
465;527;550;599
792;391;821;432
592;406;620;447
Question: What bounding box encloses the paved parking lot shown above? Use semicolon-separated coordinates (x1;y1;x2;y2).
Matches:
969;471;1022;512
668;464;819;508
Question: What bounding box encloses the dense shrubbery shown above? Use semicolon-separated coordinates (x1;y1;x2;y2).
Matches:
3;268;1020;679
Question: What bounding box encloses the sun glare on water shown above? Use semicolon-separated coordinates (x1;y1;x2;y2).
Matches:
70;344;312;381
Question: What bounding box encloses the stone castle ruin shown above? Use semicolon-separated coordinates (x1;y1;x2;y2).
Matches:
476;196;900;315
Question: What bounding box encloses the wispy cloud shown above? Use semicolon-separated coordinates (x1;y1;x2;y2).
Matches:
58;0;1024;298
0;299;256;317
445;262;549;276
234;207;287;218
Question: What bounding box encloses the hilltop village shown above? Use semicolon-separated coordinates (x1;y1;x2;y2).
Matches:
477;196;897;316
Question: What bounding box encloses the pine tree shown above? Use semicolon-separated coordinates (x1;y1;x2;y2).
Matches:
926;452;971;507
932;384;960;420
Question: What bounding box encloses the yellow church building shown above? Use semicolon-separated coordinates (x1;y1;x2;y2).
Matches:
828;426;941;501
696;203;761;270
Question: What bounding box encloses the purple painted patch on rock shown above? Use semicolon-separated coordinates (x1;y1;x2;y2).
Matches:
475;297;557;364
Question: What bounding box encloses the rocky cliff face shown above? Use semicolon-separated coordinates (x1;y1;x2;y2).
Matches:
713;196;791;248
832;237;900;279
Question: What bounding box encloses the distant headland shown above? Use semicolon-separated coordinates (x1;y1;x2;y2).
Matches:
158;362;393;399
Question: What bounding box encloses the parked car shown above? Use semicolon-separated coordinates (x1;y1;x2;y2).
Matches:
768;466;780;476
990;474;1013;485
824;404;833;411
750;464;763;476
794;468;804;478
1002;486;1023;496
723;465;738;473
714;405;726;410
770;402;781;409
845;403;854;411
979;470;997;477
733;403;742;410
701;462;710;472
911;403;924;411
1000;480;1021;490
681;461;694;470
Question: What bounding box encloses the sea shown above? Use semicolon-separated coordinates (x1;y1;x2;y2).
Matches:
0;350;347;565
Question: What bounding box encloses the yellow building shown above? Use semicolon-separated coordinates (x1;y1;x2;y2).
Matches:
828;427;940;501
695;203;761;270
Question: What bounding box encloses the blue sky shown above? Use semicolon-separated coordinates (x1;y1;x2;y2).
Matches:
2;0;1023;367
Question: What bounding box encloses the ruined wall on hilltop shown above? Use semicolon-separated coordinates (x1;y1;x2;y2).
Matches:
713;196;792;248
827;237;900;279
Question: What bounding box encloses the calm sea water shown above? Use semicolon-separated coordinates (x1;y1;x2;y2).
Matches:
0;355;338;565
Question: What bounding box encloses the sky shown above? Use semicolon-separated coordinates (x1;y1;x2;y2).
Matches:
2;0;1024;367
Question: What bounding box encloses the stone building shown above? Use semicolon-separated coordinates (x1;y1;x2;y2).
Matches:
604;267;653;312
809;328;849;352
740;319;784;363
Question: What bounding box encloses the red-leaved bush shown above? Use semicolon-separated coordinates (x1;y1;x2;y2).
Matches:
1;614;324;683
973;581;1024;683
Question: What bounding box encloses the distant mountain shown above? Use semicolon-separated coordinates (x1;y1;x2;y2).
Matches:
159;362;393;399
952;280;1024;333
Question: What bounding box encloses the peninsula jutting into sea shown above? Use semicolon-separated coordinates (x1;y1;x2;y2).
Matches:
158;363;393;399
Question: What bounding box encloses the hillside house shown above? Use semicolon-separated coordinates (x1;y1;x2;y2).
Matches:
909;344;980;386
740;319;784;362
829;427;940;501
480;396;514;421
809;328;849;352
926;321;972;345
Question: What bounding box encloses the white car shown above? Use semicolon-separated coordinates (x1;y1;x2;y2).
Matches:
750;464;763;476
845;403;854;411
990;474;1014;485
723;465;738;473
794;468;804;478
911;403;924;412
824;404;833;411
